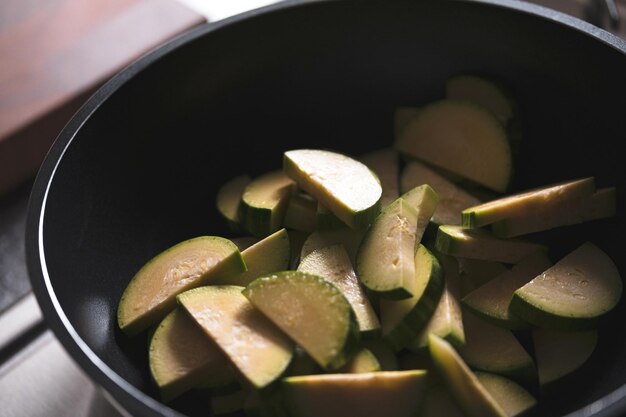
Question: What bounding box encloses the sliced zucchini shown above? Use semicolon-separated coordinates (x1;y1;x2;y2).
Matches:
362;339;399;371
380;244;445;350
445;74;516;126
243;271;360;369
492;186;617;238
337;348;381;373
240;170;297;237
283;149;382;230
212;228;290;287
357;186;439;300
409;253;465;351
420;383;465;417
297;244;380;336
286;346;323;377
281;370;429;417
462;252;552;329
399;184;440;247
356;198;420;299
394;106;421;137
177;285;293;389
458;309;536;386
358;148;400;208
394;99;512;193
148;308;235;402
401;160;481;226
475;372;537;417
283;193;318;233
458;258;509;291
216;174;251;232
316;202;347;230
428;334;508;417
300;227;365;265
511;242;622;330
435;225;547;264
231;236;259;252
117;236;246;335
461;177;596;230
532;328;598;390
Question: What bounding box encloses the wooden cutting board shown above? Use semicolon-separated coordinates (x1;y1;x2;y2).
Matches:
0;0;205;196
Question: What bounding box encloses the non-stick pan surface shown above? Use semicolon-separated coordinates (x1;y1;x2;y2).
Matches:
26;0;626;416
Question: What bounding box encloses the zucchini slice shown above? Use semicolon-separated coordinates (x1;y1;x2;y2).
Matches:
358;147;400;208
283;149;382;230
511;242;622;330
283;193;318;233
316;202;347;230
298;244;380;336
240;170;297;237
445;74;516;126
458;309;536;385
177;285;293;389
409;253;465;351
117;236;246;335
148;308;235;402
212;228;290;287
492;186;616;238
281;370;429;417
243;271;360;369
380;244;445;350
461;177;596;230
462;252;552;330
532;328;598;391
356;198;420;299
428;334;508;417
216;174;251;232
337;348;381;373
435;225;547;264
401;160;481;226
475;372;537;417
394;99;512;193
300;227;365;265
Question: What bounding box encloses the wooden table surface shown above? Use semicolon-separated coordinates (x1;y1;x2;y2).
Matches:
0;0;205;196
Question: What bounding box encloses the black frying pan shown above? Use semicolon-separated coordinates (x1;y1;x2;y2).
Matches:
26;0;626;416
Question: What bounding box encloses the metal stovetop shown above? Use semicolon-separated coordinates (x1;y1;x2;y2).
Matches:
0;1;624;416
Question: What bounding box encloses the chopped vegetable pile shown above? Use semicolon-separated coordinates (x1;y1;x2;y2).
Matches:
117;74;621;417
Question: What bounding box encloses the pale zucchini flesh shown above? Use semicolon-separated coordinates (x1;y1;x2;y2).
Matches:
475;372;537;417
409;253;465;351
401;160;481;226
216;174;251;232
281;370;429;417
148;308;234;403
212;228;290;287
300;227;365;265
511;242;622;330
445;74;516;125
428;334;508;417
435;225;547;264
356;198;420;299
298;244;380;336
380;244;445;350
117;236;246;336
243;271;360;370
283;149;382;230
399;184;440;248
532;328;598;390
337;348;381;373
491;185;616;238
462;177;596;229
394;99;512;193
458;309;536;385
177;285;294;389
358;147;400;208
240;170;297;237
462;252;552;329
